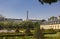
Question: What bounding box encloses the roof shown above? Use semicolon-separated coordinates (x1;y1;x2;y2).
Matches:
42;19;60;25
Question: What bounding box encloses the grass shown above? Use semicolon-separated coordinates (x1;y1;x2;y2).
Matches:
44;32;60;39
44;32;60;37
45;37;60;39
0;36;60;39
0;32;60;39
0;36;33;39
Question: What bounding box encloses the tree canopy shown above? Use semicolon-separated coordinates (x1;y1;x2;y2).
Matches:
39;0;59;4
48;16;57;21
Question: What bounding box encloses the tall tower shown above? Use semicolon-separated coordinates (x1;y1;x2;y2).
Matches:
26;10;29;20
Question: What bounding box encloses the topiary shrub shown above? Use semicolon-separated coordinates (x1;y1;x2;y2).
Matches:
24;28;32;36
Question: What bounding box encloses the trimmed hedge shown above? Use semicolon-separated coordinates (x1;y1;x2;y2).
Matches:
42;29;57;34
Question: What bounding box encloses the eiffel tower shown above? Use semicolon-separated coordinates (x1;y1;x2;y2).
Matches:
26;10;29;20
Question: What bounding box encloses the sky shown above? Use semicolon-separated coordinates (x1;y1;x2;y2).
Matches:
0;0;60;20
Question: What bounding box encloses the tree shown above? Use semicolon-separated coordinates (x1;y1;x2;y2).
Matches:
19;20;34;35
41;19;46;22
13;22;20;33
15;27;20;33
0;22;4;29
33;22;44;39
19;20;34;29
0;14;4;22
25;28;32;36
13;20;34;33
4;22;14;29
39;0;59;5
48;16;57;21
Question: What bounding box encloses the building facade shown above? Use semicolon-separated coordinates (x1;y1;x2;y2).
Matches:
40;16;60;29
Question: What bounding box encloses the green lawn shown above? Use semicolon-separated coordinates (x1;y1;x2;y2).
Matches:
45;32;60;37
0;32;60;39
44;32;60;39
0;36;33;39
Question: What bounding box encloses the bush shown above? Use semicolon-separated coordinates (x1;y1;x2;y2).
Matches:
15;29;19;33
24;28;33;36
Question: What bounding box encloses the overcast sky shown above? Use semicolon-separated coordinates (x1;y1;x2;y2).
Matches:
0;0;60;20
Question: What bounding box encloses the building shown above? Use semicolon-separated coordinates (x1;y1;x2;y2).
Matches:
0;15;5;22
40;16;60;29
0;14;23;22
29;19;41;23
5;18;23;22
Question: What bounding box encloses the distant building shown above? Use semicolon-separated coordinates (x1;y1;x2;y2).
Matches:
0;15;4;22
40;16;60;29
29;19;41;23
5;18;23;22
0;14;23;22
